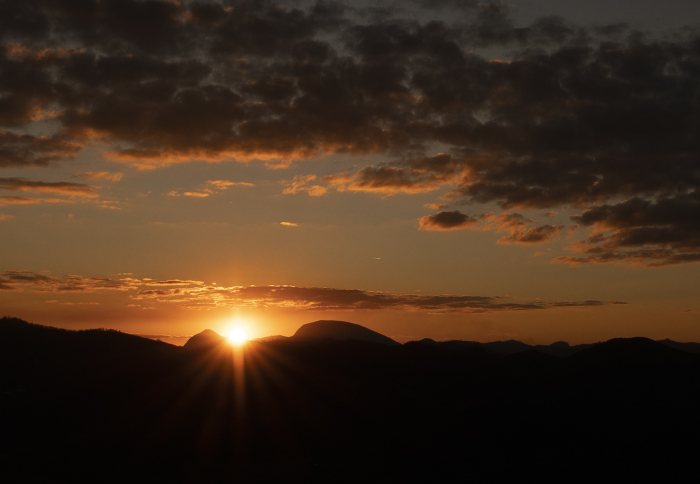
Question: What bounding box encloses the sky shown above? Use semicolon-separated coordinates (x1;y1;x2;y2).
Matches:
1;0;699;345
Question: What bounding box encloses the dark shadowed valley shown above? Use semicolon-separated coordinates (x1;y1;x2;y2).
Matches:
2;317;700;482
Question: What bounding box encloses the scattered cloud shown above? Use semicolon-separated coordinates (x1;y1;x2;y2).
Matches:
0;213;13;221
418;210;562;245
419;211;481;231
280;222;298;227
207;180;254;190
324;157;458;195
0;178;97;198
483;213;533;232
171;179;254;198
282;175;327;196
497;224;563;245
74;172;123;182
555;194;700;266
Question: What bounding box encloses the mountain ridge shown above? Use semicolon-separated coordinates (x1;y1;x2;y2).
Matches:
3;316;700;482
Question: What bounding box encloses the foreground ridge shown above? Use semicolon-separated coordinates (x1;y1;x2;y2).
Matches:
2;317;700;482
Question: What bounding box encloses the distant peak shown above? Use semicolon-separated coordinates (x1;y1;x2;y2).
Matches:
183;329;227;350
292;320;399;346
417;338;438;344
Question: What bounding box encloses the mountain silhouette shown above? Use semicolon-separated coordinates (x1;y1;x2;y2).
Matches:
183;328;227;351
572;336;684;361
290;320;400;345
657;338;700;354
409;337;595;357
3;315;700;482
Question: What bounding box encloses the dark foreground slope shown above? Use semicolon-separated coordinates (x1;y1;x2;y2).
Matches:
2;317;700;483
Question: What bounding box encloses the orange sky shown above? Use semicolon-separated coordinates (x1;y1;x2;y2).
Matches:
1;1;699;343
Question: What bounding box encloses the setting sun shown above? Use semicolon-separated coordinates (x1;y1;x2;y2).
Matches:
227;328;247;345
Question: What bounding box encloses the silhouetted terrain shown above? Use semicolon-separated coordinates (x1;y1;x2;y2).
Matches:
292;320;400;345
2;316;700;482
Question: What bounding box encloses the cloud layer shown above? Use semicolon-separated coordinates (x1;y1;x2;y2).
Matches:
1;270;624;313
1;1;698;265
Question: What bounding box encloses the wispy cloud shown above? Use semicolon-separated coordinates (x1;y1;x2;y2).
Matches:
0;270;626;313
0;196;42;205
74;172;123;182
282;175;327;196
169;179;254;198
0;178;97;198
0;270;141;292
497;225;563;245
207;180;255;190
324;160;457;196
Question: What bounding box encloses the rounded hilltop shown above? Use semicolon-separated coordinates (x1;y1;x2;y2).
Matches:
291;320;399;346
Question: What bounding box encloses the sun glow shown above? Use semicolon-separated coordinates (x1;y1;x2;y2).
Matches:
227;327;248;345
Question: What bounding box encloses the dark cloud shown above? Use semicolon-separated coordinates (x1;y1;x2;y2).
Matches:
550;300;605;307
1;1;699;264
419;210;480;231
497;224;562;245
0;132;81;167
465;4;577;47
418;210;559;245
413;0;480;11
221;286;547;312
0;177;97;197
555;193;700;266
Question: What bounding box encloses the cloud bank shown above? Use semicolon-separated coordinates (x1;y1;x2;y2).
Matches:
1;0;698;265
1;270;624;313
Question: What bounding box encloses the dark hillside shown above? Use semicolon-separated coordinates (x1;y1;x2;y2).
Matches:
291;320;400;346
2;317;700;482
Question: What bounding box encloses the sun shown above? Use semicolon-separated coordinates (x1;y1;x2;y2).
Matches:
227;327;247;345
